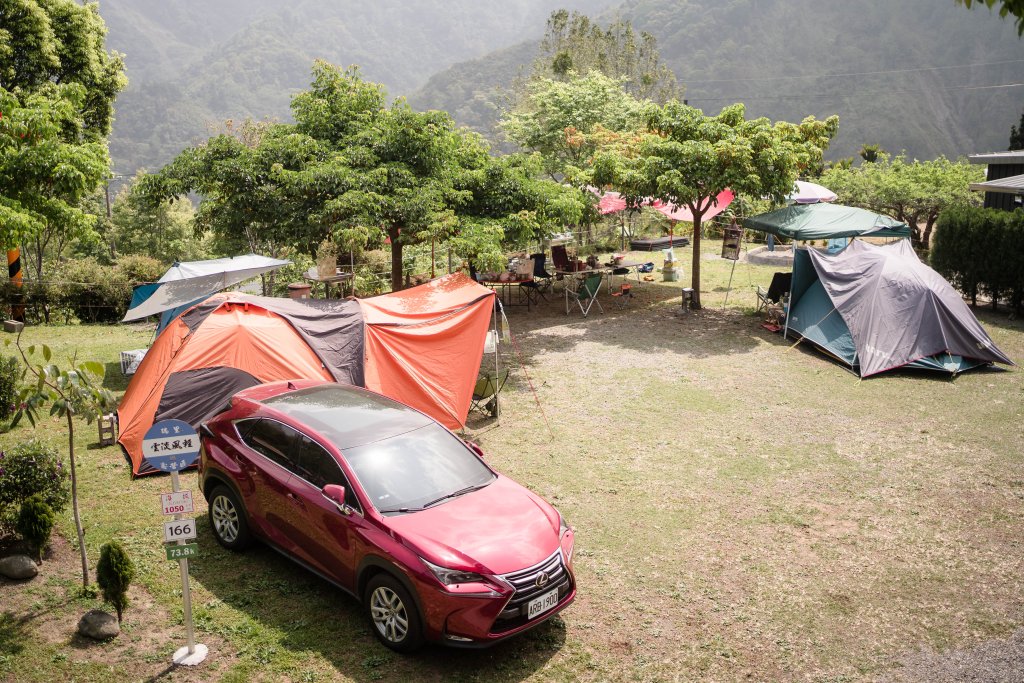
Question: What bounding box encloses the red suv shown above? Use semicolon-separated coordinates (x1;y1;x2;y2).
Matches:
198;379;575;651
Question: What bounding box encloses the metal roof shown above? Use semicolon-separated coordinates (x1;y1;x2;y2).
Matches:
969;173;1024;194
968;150;1024;165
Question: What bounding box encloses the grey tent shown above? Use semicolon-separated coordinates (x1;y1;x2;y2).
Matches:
742;203;911;240
787;240;1013;376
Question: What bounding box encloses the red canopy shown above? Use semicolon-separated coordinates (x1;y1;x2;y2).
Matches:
650;189;735;222
591;187;735;221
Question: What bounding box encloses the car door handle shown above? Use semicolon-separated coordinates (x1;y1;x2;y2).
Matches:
285;492;306;509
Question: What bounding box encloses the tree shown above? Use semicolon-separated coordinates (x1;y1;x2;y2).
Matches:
820;155;983;249
109;173;205;263
501;71;646;183
591;103;839;308
1010;107;1024;150
0;0;126;271
957;0;1024;35
16;493;55;563
96;541;134;623
141;63;584;291
7;336;117;588
530;10;681;103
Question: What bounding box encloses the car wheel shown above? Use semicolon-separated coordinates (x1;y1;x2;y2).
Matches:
208;484;250;550
364;573;424;652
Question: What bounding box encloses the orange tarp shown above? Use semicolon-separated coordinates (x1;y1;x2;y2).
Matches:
360;274;495;430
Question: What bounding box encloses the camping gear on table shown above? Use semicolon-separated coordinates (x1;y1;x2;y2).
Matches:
785;240;1013;376
118;273;496;476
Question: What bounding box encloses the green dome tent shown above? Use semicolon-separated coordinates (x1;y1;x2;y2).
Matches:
786;240;1012;376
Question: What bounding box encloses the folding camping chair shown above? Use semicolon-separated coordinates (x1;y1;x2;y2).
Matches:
566;273;604;317
471;368;510;418
551;244;571;271
611;283;633;308
756;272;792;312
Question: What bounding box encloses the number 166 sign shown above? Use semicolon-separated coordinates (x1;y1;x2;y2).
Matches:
163;519;197;542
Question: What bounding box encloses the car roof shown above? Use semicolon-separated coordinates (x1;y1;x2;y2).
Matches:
257;383;434;450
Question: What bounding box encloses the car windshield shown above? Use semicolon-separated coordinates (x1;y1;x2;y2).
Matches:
343;423;495;513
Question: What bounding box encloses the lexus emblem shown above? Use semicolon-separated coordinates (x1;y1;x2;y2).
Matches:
535;571;550;588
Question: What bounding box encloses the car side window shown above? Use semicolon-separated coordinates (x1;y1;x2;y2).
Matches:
239;419;299;473
293;434;360;511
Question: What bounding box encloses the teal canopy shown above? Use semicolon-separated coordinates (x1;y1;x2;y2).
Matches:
743;203;910;240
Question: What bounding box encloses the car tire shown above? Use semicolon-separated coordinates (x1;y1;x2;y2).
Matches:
208;484;250;551
364;573;424;652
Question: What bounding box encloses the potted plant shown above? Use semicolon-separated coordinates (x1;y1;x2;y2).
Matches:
316;238;339;279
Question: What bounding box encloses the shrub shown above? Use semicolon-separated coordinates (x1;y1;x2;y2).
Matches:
16;494;55;562
116;254;166;284
0;440;70;527
60;257;133;323
933;206;1024;311
97;540;134;622
0;355;20;421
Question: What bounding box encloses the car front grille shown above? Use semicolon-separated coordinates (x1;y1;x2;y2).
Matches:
492;550;572;633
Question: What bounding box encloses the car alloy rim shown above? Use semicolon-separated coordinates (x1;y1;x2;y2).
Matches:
370;586;408;643
211;495;239;543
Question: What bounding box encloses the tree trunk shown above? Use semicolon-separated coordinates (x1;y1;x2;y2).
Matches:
690;212;703;309
67;411;89;588
389;228;403;293
922;214;938;251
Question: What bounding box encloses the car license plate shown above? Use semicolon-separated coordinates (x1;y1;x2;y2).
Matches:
527;588;559;619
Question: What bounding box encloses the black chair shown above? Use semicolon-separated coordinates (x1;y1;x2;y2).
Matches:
756;272;792;312
519;253;552;304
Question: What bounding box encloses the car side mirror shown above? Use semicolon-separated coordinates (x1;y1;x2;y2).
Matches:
322;484;349;514
465;441;485;458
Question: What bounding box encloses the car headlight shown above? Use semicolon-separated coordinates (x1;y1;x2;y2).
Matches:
421;558;487;586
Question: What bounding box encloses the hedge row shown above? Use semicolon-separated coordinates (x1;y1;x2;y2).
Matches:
931;206;1024;310
0;255;165;324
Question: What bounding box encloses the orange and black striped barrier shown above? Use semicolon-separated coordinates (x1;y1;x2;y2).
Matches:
7;248;24;322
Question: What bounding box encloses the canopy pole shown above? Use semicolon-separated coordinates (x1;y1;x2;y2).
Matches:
783;242;799;339
722;258;737;309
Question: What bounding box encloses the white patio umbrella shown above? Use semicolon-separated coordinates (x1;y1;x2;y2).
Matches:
789;180;838;204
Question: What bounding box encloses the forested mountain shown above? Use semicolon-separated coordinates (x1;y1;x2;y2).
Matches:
102;0;1023;176
101;0;611;175
410;0;1024;161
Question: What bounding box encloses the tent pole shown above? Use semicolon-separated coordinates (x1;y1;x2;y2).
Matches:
493;297;500;423
783;241;798;340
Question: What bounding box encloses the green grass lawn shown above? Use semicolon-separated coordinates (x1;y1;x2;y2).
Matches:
1;240;1022;682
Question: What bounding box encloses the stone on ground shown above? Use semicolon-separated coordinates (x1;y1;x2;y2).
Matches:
0;554;38;580
78;609;120;640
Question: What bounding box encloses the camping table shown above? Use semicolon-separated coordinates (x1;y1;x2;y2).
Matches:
481;277;534;311
304;267;353;298
603;260;646;288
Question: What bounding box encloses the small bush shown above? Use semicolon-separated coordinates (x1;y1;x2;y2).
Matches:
116;254;165;284
0;355;20;421
16;494;55;562
0;440;70;527
97;540;134;623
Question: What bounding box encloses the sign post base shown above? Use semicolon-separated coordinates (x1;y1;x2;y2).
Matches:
173;643;208;666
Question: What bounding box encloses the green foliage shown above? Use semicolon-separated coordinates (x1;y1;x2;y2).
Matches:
501;71;647;183
0;439;69;527
16;493;55;561
1010;107;1024;150
957;0;1024;34
96;540;134;622
589;101;839;307
932;206;1024;310
0;355;20;421
0;0;125;258
109;175;208;263
820;155;983;249
530;10;681;103
859;144;884;163
141;62;584;292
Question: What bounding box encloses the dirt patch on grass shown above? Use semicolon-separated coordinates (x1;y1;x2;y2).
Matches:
1;533;234;681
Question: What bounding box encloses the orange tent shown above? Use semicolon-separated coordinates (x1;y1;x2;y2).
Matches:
117;274;495;476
